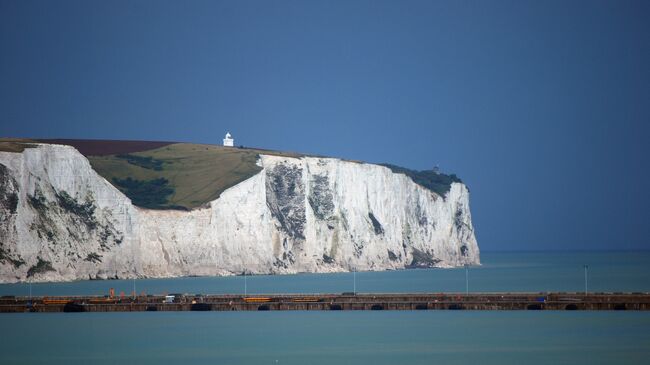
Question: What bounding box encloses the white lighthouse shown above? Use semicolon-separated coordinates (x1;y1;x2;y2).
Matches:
223;132;234;147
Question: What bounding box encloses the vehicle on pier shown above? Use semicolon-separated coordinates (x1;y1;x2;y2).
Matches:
88;298;118;304
243;297;272;303
290;297;322;303
42;298;72;305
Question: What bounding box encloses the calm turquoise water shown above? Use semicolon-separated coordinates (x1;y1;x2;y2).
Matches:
1;251;648;296
0;311;649;364
1;251;649;364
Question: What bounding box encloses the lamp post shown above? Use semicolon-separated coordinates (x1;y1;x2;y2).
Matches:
583;265;589;295
464;264;469;295
132;259;138;300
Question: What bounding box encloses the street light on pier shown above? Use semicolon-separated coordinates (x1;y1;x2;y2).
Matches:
464;264;470;295
583;265;589;295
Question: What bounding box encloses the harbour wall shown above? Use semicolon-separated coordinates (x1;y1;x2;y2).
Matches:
1;292;649;312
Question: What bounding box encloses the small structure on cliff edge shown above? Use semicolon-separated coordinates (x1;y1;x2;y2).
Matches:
223;132;234;147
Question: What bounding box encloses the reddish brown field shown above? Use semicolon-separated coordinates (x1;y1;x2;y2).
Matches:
36;139;175;156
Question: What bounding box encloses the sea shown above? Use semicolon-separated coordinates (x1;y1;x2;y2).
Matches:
0;251;649;364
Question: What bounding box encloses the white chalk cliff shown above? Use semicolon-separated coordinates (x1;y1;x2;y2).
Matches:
0;144;479;283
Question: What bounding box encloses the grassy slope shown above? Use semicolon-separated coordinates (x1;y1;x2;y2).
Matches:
0;139;38;153
88;143;303;209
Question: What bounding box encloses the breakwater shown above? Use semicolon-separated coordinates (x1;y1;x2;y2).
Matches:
1;292;649;312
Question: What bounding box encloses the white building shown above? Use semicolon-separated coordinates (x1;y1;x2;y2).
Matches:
223;132;234;147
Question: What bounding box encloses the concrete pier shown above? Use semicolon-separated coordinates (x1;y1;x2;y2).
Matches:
1;293;649;313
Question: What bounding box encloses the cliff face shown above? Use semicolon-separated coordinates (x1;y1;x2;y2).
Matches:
0;144;479;283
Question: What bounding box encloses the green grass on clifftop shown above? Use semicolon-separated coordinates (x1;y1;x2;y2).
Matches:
88;143;302;210
0;139;38;153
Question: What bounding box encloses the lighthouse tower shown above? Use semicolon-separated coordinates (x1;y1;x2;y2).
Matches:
223;132;234;147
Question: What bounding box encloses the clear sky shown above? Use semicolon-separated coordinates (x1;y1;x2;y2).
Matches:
1;0;649;251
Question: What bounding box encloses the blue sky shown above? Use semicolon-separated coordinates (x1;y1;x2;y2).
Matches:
1;0;649;251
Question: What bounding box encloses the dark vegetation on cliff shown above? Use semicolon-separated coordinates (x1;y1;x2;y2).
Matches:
368;213;384;235
0;163;25;268
0;164;19;215
265;164;306;240
380;164;462;197
26;185;123;252
116;154;164;170
407;248;442;268
112;177;176;209
55;192;97;230
85;252;102;263
27;257;55;277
